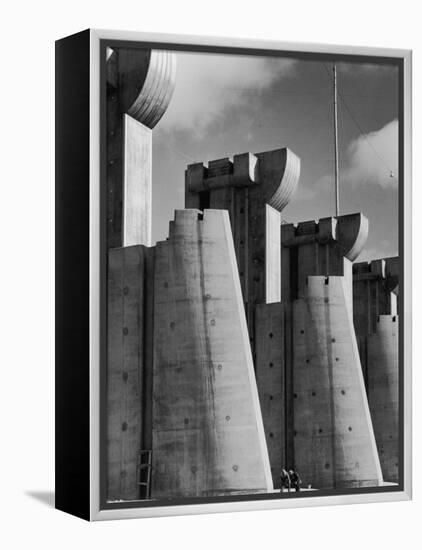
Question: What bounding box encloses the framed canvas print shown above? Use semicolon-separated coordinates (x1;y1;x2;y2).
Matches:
55;29;412;521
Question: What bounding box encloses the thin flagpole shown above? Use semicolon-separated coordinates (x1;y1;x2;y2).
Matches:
333;62;340;216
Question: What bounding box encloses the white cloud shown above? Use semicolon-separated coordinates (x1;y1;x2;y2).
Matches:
344;119;398;188
159;52;296;134
306;119;399;198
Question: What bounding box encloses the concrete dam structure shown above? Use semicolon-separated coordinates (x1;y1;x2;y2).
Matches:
105;47;399;501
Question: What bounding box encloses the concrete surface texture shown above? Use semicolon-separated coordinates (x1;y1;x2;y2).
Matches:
353;257;398;382
152;209;273;498
293;276;383;489
122;115;152;247
255;302;286;487
367;316;399;482
107;245;154;500
353;257;399;482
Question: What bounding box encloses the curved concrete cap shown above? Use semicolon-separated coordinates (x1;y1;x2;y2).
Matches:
335;213;369;261
255;148;301;212
112;48;177;129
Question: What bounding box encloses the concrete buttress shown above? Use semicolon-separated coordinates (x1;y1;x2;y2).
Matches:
152;209;273;497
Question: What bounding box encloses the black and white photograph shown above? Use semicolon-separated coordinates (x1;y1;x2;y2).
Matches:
3;0;420;546
101;39;405;508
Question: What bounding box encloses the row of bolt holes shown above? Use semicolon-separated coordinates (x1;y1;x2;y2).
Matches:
191;465;239;473
184;415;231;425
268;425;354;439
270;331;336;342
121;320;219;332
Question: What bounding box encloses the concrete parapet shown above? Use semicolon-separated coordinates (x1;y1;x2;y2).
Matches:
186;148;300;211
152;209;273;498
293;276;383;489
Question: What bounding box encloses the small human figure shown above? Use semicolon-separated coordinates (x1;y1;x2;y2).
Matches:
289;469;302;492
280;468;291;492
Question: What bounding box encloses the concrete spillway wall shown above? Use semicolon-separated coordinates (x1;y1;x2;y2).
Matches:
353;258;399;482
152;209;272;498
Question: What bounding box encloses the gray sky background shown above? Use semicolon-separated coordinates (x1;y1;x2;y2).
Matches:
151;51;399;262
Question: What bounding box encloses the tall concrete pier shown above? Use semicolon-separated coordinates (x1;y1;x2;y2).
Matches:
106;47;176;248
353;258;399;482
256;214;383;488
185;148;300;353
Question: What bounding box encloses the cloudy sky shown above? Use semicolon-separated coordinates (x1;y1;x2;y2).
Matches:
151;50;399;262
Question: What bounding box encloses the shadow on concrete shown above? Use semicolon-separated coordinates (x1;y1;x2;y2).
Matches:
25;491;55;508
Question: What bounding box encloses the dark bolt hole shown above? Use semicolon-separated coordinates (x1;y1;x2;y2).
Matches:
269;432;274;438
269;395;273;400
341;390;346;395
184;418;189;425
324;463;330;469
269;362;273;367
348;427;353;431
319;429;323;434
269;332;273;338
294;393;298;399
122;372;128;382
312;392;316;396
300;330;304;334
121;422;128;431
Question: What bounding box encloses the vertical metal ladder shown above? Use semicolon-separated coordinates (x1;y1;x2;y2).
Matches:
137;450;152;499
